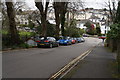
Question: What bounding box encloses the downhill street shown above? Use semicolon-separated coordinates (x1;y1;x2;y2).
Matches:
3;37;101;78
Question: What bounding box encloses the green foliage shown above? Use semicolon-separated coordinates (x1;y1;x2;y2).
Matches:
96;23;101;36
107;23;120;39
86;26;96;35
19;43;29;48
36;25;42;34
86;29;96;35
84;21;91;28
46;22;55;37
19;24;28;27
70;19;77;28
28;20;35;29
0;30;8;35
84;21;96;35
65;27;84;37
96;27;101;35
64;19;84;37
19;31;35;37
10;43;29;49
36;21;55;37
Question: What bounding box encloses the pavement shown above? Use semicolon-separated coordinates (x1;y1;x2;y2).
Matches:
63;42;118;79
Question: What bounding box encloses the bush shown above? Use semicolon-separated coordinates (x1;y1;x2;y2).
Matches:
46;21;56;37
19;31;35;37
106;24;120;51
19;24;28;27
36;20;56;37
19;43;29;48
65;27;84;37
107;23;120;39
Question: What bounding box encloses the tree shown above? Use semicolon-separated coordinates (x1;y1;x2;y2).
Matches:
115;1;120;23
28;10;41;24
96;23;101;36
53;2;68;38
104;1;117;23
35;1;49;37
1;2;9;30
14;2;25;12
28;20;35;29
46;21;55;37
106;1;120;73
53;2;61;38
60;2;68;36
67;1;84;20
5;1;20;45
115;1;120;73
36;20;55;37
65;19;84;37
53;0;84;38
84;21;95;35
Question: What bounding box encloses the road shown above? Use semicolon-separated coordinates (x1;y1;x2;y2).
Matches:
2;37;102;78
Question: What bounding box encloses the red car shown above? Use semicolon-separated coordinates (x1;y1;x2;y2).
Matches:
99;36;106;39
70;38;76;44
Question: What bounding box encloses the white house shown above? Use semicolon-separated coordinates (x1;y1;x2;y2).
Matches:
16;14;29;25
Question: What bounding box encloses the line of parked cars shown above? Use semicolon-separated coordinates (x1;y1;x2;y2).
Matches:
35;36;85;48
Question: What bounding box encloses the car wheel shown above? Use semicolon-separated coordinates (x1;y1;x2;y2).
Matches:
49;44;53;48
66;42;69;45
37;44;41;48
57;44;59;47
68;42;70;45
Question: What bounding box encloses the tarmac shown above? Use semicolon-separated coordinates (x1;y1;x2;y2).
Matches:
63;42;118;80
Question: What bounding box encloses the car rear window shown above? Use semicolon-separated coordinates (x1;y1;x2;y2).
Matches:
40;37;49;40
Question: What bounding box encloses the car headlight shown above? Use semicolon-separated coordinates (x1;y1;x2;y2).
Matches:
64;41;67;42
57;41;59;42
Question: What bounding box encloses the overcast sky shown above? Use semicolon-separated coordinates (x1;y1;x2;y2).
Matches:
24;0;118;10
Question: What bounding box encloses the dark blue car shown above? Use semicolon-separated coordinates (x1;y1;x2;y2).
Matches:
57;37;72;45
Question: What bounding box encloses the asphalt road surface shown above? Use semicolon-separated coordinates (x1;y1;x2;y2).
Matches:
2;37;102;78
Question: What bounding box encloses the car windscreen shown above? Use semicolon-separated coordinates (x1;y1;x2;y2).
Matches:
63;37;70;40
40;37;49;40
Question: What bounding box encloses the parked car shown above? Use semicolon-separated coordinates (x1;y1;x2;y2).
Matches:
83;34;89;37
70;38;77;44
57;37;72;45
76;38;82;43
80;37;85;42
99;36;106;39
36;37;59;48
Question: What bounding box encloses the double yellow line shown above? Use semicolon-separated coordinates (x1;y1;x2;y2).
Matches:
49;47;95;80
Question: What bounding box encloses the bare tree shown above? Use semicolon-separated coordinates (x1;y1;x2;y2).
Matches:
60;2;68;36
104;1;117;23
53;0;84;37
2;1;26;29
68;1;84;19
5;1;20;45
14;2;25;12
53;2;61;38
35;1;50;37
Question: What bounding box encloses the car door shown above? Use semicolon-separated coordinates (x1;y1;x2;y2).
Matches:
52;38;57;46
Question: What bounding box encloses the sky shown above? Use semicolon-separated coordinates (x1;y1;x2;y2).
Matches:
84;0;118;9
24;0;119;10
